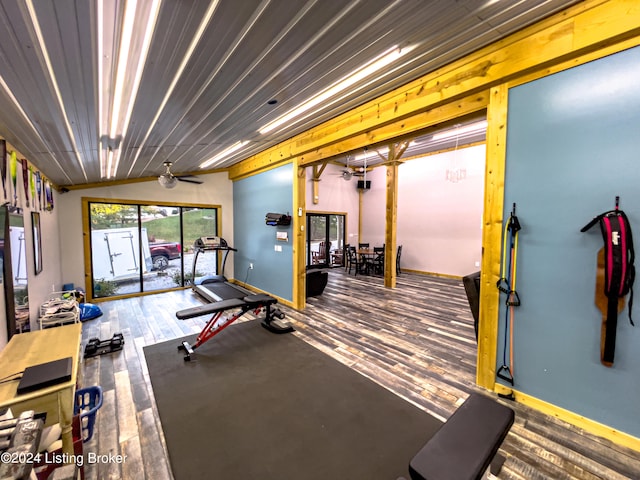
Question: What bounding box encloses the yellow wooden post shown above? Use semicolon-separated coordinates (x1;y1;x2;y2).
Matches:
384;160;399;288
477;84;509;390
293;160;307;310
383;141;409;288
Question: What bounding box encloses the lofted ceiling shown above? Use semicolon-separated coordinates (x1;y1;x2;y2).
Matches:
0;0;580;188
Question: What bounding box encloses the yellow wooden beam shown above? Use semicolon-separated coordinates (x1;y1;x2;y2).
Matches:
477;84;509;390
229;0;640;180
310;163;328;204
230;92;488;179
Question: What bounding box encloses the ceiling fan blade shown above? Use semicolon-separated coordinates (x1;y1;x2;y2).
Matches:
177;176;203;184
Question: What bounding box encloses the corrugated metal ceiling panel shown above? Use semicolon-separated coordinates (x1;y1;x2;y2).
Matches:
0;0;580;186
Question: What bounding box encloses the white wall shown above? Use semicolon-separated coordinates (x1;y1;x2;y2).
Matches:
56;172;233;296
307;145;485;277
396;144;485;276
1;190;64;346
360;167;386;247
27;201;64;329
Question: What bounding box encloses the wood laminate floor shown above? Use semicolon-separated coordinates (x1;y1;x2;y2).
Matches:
77;269;640;480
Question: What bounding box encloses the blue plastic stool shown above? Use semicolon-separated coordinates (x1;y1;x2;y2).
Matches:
74;386;103;442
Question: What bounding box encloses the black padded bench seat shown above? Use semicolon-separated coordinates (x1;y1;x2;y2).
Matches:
409;392;514;480
175;298;245;320
243;294;277;307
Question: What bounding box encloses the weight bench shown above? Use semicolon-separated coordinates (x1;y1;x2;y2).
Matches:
176;294;293;361
408;392;514;480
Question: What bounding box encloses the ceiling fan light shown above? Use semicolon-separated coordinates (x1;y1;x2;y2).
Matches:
158;174;178;189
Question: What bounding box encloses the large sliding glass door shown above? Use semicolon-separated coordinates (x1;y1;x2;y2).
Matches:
306;213;345;267
87;201;218;299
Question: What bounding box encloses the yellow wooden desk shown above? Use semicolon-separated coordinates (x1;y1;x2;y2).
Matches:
0;323;82;454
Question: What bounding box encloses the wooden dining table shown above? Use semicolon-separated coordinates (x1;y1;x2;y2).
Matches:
357;248;382;274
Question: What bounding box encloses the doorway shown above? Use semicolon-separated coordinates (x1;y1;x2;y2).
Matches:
306;213;345;267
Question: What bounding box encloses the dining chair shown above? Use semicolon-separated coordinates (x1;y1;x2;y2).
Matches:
342;244;351;271
330;245;344;266
347;246;361;275
396;245;403;275
312;241;331;264
370;246;385;275
357;243;370;272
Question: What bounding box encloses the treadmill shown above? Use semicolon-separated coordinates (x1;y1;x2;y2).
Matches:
191;236;246;302
187;236;293;336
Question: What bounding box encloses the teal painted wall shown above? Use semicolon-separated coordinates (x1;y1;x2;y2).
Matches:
500;46;640;437
233;165;294;301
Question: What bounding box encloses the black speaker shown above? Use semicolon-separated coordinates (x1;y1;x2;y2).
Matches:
357;180;371;189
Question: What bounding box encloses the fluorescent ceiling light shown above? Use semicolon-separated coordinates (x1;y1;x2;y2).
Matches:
25;0;89;182
432;120;488;140
99;0;161;179
200;141;248;168
126;0;220;177
259;44;415;135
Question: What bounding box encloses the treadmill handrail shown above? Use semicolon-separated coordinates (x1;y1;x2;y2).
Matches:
191;241;237;288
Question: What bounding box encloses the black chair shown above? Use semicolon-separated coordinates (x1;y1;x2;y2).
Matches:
357;243;371;273
347;246;362;275
343;244;351;271
306;266;329;297
396;245;403;275
368;246;385;275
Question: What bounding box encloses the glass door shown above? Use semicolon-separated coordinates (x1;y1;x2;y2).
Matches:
87;201;219;298
89;203;143;297
306;213;345;267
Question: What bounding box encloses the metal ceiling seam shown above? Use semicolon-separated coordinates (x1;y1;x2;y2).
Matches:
25;0;88;183
127;0;222;177
0;60;73;185
172;0;404;171
139;0;273;173
245;0;393;129
227;0;633;180
218;0;541;171
0;5;74;184
161;0;363;170
157;0;325;170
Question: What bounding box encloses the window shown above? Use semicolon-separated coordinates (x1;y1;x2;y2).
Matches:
85;199;219;299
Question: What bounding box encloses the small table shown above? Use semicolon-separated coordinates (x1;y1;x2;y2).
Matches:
0;323;82;455
357;248;380;274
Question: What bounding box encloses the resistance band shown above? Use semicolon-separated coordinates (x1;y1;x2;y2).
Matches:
0;140;6;200
496;203;521;386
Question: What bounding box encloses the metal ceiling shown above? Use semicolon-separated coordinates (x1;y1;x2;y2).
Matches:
0;0;580;187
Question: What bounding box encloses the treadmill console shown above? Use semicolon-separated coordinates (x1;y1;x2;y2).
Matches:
195;236;228;249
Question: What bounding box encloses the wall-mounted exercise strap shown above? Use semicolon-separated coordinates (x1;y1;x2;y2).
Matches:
496;203;521;386
581;197;635;366
0;140;6;200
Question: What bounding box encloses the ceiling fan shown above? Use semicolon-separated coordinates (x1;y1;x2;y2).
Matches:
157;161;203;188
336;154;365;181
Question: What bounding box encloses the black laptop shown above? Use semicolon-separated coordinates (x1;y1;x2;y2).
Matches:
16;357;73;395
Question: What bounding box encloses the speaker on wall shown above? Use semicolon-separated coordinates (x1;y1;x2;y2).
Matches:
357;180;371;189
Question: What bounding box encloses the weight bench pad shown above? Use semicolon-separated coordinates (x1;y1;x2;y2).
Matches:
409;392;514;480
243;294;277;307
176;298;245;320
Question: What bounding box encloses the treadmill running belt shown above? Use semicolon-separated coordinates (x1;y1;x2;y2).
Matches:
201;282;247;301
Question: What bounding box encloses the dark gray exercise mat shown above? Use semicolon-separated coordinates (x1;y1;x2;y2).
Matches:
144;321;442;480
